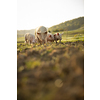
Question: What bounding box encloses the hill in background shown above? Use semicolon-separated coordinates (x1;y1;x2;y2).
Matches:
48;17;84;32
17;29;35;37
17;16;84;37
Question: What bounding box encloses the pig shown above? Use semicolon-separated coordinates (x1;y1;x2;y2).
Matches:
35;26;47;44
47;32;54;42
53;32;63;43
25;33;36;44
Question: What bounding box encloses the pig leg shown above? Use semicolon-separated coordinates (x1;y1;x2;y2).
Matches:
45;38;47;44
56;39;57;43
40;41;42;45
25;40;27;44
30;40;32;44
37;37;41;44
25;39;27;44
28;40;31;45
59;39;61;43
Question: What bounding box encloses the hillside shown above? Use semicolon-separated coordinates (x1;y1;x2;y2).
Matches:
48;17;84;32
17;17;84;38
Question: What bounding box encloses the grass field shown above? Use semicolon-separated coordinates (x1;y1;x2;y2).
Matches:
17;28;84;100
17;28;84;42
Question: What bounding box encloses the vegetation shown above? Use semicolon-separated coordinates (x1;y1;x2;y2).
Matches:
48;17;84;32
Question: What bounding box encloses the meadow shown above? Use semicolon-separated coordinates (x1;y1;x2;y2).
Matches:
17;28;84;100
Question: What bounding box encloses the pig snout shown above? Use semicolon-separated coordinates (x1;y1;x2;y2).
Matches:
42;39;45;44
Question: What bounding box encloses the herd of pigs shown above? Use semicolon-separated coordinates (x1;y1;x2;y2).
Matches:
25;26;63;44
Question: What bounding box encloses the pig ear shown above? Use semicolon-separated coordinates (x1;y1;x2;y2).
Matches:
49;35;51;37
37;32;40;35
45;32;47;34
57;33;59;35
61;32;64;35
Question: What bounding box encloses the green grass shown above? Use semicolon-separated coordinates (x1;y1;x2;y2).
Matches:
17;28;84;52
17;37;25;43
17;28;84;42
